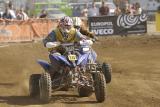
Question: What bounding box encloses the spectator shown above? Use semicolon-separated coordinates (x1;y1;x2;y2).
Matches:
88;2;99;17
2;7;13;19
0;12;3;18
16;9;23;20
73;6;81;17
76;6;81;17
119;0;125;10
22;8;29;20
8;1;16;19
72;7;77;17
99;1;109;16
39;9;48;18
114;4;121;16
125;0;130;11
120;8;128;37
121;8;126;15
130;4;136;15
17;8;29;20
125;7;131;14
135;2;142;15
158;5;160;13
81;4;88;17
8;1;13;8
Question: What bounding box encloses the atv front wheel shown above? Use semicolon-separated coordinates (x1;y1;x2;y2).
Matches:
94;73;106;102
39;72;52;103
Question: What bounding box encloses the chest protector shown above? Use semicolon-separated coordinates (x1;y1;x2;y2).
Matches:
54;28;78;43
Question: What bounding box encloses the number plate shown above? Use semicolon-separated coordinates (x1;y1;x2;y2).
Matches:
68;55;77;61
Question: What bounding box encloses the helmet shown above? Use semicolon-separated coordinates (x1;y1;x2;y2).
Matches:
72;17;82;27
60;16;73;26
59;16;73;33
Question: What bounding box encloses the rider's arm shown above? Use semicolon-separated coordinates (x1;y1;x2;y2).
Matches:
80;27;95;38
75;30;87;41
43;31;56;47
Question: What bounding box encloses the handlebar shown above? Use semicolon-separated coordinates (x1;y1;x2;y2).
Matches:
46;39;94;49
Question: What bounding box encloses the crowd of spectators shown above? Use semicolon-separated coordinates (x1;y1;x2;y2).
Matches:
72;0;143;17
0;0;144;21
0;1;29;21
0;1;49;21
0;1;50;21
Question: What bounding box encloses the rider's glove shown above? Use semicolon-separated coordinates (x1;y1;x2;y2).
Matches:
90;32;98;41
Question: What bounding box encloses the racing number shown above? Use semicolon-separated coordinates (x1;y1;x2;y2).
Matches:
68;55;77;61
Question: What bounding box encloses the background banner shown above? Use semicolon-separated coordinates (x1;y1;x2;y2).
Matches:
88;14;147;36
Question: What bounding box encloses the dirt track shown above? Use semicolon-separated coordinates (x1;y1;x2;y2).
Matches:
0;35;160;107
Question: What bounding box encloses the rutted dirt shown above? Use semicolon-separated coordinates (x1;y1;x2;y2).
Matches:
0;35;160;107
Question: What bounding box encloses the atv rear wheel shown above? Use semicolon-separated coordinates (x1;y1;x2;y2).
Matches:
102;63;112;83
94;73;106;102
39;72;52;103
29;74;41;97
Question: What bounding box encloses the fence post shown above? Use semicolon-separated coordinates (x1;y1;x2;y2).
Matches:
156;7;160;32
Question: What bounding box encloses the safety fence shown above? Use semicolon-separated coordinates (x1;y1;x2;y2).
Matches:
0;14;159;43
0;19;58;43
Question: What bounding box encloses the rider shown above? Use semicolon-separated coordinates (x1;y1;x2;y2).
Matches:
43;16;85;46
43;16;86;74
72;17;98;40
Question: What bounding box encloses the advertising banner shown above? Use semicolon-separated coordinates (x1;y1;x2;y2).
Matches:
88;14;147;36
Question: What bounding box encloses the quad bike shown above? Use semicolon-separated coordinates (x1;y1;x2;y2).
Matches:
29;39;111;103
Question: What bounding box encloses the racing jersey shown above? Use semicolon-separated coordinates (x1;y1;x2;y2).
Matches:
43;27;84;47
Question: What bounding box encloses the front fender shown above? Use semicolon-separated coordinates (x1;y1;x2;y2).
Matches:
37;59;51;71
50;54;71;66
77;53;89;66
